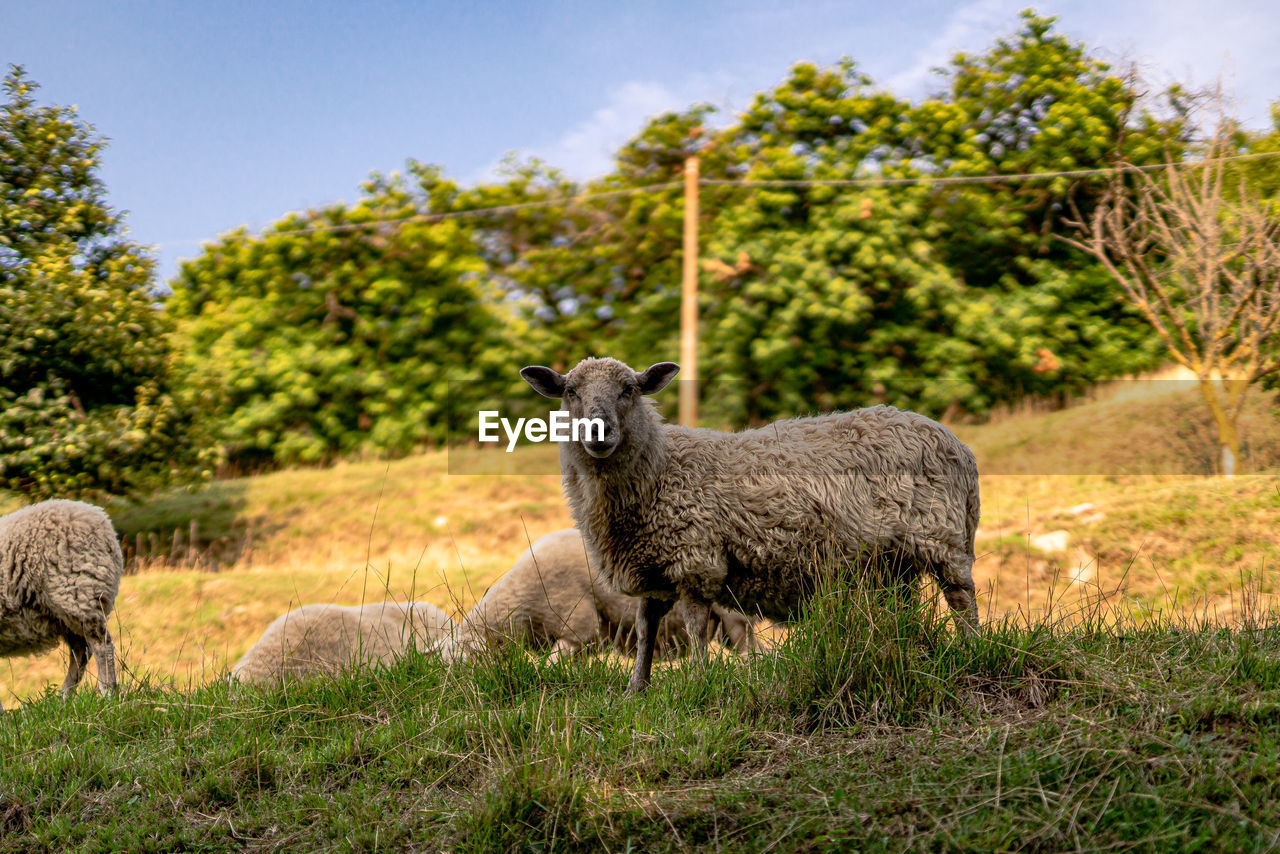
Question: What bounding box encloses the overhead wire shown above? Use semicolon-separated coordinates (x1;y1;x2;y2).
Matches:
151;149;1280;250
701;149;1280;187
152;182;683;248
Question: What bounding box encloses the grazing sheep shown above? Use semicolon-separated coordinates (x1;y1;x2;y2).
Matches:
453;528;758;660
0;499;123;709
231;601;453;687
521;357;980;692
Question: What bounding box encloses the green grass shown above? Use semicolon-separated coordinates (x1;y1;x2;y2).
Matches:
4;577;1280;852
8;376;1280;709
5;377;1280;848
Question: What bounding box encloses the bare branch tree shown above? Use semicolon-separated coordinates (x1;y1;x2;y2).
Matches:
1068;124;1280;476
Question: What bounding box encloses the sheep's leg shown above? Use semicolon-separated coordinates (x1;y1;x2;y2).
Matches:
91;630;118;694
547;637;582;662
680;598;712;665
937;561;980;637
560;599;603;655
627;596;674;694
61;635;90;697
713;606;759;654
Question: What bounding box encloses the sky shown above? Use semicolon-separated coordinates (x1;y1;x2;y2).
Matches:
3;0;1277;282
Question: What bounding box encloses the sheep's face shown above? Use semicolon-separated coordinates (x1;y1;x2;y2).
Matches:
521;358;679;459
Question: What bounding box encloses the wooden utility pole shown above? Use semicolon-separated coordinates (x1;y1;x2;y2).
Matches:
679;152;700;427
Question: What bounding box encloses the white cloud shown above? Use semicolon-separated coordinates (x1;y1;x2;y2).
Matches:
475;71;742;183
883;0;1026;99
881;0;1279;127
1064;0;1279;128
532;81;689;179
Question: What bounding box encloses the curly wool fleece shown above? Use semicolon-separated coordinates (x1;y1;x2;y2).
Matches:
0;500;123;706
231;601;453;686
453;527;758;659
522;357;980;690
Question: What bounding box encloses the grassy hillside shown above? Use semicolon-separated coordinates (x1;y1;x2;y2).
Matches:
2;382;1278;707
4;382;1280;850
2;447;572;705
3;586;1279;851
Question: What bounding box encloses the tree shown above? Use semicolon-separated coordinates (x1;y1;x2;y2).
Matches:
1074;126;1280;475
695;61;971;423
459;107;720;374
0;66;201;499
168;163;523;467
906;12;1182;401
692;19;1178;424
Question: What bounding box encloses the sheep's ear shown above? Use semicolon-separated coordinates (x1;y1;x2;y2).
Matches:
636;362;680;395
521;366;566;398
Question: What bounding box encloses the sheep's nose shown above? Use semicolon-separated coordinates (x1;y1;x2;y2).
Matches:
589;411;614;436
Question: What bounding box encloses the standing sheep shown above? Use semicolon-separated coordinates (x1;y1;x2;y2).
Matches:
0;500;123;709
231;600;453;687
521;357;980;693
453;527;759;660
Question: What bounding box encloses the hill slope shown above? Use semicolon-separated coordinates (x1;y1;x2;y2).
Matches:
3;383;1278;704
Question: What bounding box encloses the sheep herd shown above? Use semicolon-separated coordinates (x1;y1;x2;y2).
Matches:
0;356;981;706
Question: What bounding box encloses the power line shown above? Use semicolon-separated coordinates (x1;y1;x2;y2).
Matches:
700;150;1280;188
151;150;1280;251
152;182;682;249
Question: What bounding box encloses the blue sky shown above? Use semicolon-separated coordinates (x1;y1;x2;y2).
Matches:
4;0;1277;281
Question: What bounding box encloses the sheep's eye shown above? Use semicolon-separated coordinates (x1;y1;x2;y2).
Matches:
564;388;578;401
618;386;633;401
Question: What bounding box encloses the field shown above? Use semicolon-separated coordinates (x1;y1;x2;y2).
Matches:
2;381;1280;850
5;379;1278;705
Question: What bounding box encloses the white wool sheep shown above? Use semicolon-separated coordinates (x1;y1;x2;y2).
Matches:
453;528;758;659
0;499;123;708
231;601;453;687
521;357;981;692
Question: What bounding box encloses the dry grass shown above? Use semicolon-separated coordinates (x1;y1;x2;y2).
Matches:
960;377;1280;625
973;474;1280;624
3;447;573;705
3;380;1278;706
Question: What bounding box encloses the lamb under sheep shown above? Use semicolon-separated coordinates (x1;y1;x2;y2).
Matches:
453;527;759;660
521;356;981;693
231;601;453;687
0;499;123;709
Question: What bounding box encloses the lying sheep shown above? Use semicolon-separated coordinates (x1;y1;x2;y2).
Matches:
0;500;123;709
453;527;758;659
521;357;980;692
231;601;453;687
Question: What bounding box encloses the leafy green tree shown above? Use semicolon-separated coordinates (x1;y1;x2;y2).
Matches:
692;14;1177;423
168;163;523;467
696;62;944;422
0;66;200;499
459;107;720;375
906;11;1181;395
1239;105;1280;415
1229;103;1280;203
914;11;1186;275
453;158;612;372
